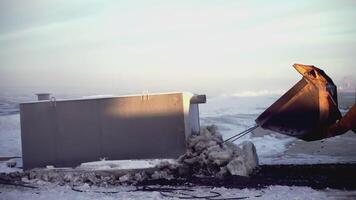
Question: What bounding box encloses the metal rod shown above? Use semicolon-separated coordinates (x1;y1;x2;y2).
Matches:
224;125;259;143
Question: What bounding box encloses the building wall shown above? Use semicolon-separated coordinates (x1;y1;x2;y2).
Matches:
20;92;200;169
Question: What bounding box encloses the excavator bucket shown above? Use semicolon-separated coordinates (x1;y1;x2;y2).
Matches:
255;64;342;141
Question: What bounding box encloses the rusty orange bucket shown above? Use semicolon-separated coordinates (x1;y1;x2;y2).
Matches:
256;64;342;141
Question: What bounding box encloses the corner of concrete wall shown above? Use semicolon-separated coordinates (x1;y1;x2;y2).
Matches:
182;92;201;140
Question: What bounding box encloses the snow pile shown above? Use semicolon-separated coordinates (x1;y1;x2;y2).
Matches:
78;159;176;171
25;169;119;187
172;125;259;177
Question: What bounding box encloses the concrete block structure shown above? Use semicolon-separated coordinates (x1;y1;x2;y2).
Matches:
20;92;206;169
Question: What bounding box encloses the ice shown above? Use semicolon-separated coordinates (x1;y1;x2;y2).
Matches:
0;114;22;173
0;115;21;156
264;153;356;165
249;134;295;162
150;170;174;180
78;159;176;171
239;141;259;172
199;95;295;163
162;125;259;178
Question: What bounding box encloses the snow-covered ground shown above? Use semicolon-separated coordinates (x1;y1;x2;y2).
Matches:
1;94;355;199
0;114;22;173
1;183;343;200
78;159;176;171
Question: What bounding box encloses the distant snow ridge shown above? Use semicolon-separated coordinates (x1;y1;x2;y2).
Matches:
231;90;285;97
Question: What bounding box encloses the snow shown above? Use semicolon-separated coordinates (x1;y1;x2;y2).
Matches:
0;114;22;173
200;96;296;163
231;90;285;97
0;115;21;155
0;161;20;174
263;153;356;165
80;95;115;99
177;125;259;177
78;159;176;170
248;134;295;163
0;183;336;200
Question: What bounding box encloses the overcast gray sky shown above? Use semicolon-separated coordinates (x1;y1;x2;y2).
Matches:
0;0;355;96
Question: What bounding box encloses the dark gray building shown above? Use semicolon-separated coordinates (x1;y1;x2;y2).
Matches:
20;92;206;169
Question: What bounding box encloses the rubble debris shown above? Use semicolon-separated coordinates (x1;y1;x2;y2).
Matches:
118;125;259;183
170;125;259;178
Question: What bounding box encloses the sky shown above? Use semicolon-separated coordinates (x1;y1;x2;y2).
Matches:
0;0;355;96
